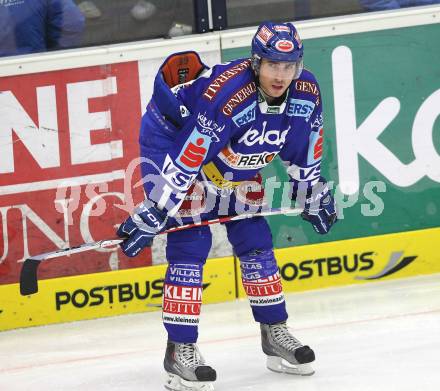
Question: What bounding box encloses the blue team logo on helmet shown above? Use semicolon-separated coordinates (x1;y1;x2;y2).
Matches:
252;21;303;63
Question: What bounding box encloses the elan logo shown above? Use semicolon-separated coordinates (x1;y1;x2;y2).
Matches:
356;251;417;280
238;121;290;147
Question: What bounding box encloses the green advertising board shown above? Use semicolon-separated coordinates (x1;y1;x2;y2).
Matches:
222;23;440;248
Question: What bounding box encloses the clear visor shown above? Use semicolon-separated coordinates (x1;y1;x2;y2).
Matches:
259;60;298;81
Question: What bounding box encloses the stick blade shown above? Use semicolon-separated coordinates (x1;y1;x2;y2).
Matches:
20;259;41;295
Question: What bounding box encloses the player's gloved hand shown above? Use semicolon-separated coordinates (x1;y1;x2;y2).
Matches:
117;199;168;257
299;177;337;235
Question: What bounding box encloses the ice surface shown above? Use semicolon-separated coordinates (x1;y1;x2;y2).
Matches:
1;274;440;391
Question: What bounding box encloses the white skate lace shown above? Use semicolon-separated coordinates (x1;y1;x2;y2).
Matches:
177;343;203;368
270;323;302;352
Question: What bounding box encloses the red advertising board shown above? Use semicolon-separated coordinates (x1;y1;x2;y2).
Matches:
0;61;152;285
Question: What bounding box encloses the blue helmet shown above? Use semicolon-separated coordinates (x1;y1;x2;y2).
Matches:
251;21;303;77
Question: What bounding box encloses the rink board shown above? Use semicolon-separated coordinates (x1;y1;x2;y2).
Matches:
0;256;235;331
235;227;440;297
2;228;440;331
0;38;221;286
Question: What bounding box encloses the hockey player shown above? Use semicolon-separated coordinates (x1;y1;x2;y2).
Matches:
117;21;337;391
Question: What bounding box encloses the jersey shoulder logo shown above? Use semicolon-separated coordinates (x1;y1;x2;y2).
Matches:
202;60;251;101
295;79;319;96
222;82;257;116
232;101;256;126
286;98;315;122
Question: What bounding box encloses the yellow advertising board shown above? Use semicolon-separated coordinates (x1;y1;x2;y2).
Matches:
0;256;235;332
2;227;440;332
237;228;440;297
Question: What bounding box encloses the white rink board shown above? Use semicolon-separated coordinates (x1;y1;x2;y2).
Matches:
1;273;440;391
220;5;440;49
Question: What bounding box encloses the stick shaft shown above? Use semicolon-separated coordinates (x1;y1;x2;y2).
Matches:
163;207;300;233
20;207;300;295
29;207;300;262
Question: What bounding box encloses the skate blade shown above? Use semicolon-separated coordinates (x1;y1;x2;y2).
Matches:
266;356;315;376
165;372;215;391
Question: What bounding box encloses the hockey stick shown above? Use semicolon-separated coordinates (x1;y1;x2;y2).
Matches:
19;207;301;296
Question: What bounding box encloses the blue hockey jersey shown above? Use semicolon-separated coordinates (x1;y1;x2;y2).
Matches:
139;53;324;217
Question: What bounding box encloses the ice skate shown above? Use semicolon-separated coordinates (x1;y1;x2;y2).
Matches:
164;341;216;391
260;322;315;376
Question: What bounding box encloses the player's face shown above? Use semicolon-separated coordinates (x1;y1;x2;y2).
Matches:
258;59;296;98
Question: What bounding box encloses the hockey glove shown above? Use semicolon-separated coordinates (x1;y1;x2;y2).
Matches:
117;199;167;257
299;177;337;235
